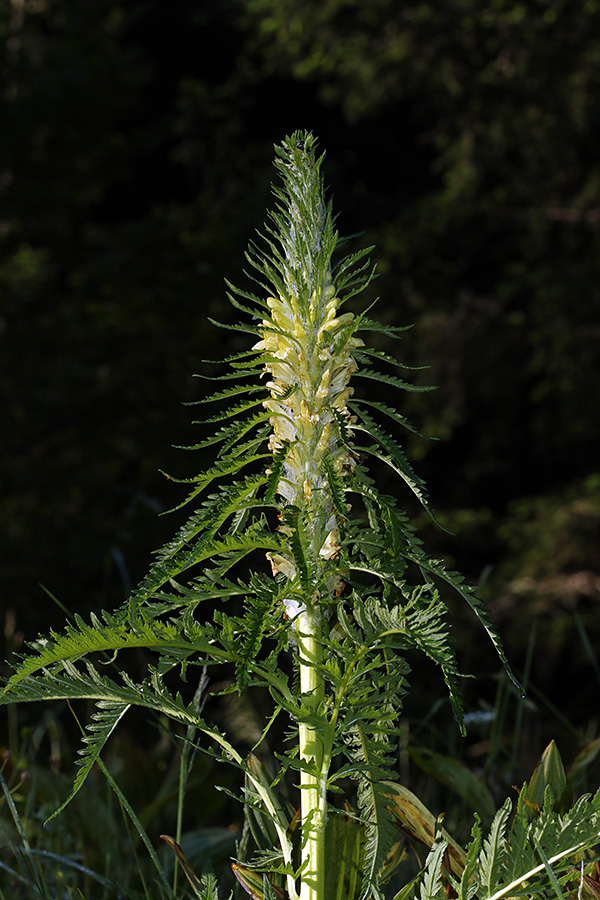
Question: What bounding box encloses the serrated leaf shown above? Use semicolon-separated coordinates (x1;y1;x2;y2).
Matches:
265;441;292;504
281;506;311;592
203;395;266;425
354;347;427;373
194;383;264;406
46;701;130;823
419;839;448;900
351;422;445;531
355;367;436;394
348;398;427;438
322;456;349;519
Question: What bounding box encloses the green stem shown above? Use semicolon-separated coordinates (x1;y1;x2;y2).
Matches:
174;673;206;896
297;606;326;900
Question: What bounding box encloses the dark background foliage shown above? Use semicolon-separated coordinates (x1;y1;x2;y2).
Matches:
2;0;599;743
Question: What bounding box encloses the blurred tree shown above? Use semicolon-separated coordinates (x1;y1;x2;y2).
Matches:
239;0;600;495
0;0;269;630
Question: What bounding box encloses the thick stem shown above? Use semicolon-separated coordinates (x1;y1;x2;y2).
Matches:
297;607;326;900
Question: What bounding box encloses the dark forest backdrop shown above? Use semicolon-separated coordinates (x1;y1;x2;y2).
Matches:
2;0;600;727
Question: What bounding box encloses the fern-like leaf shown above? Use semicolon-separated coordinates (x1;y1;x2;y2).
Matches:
47;700;130;822
235;587;278;692
454;816;482;900
350;408;443;528
355;367;436;394
323;455;349;520
446;789;600;900
361;741;398;900
356;318;413;338
350;486;521;696
348;397;427;438
419;839;448;900
478;799;511;897
354;347;427;373
1;614;225;697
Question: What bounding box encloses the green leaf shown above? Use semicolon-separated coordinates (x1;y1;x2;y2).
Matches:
323;455;349;520
418;838;448;900
408;747;496;822
354;367;436;394
46;700;130;823
1;613;223;697
457;816;482;900
163;447;271;505
526;740;569;813
232;865;287;900
478;799;511;897
207;316;262;338
281;505;311;592
202;395;266;425
356;318;413;338
193;383;264;406
180;415;270;455
568;738;600;780
349;408;445;529
324;808;366;900
404;549;521;695
224;277;270;312
265;441;292;504
133;474;270;600
348;398;428;438
354;347;428;373
235;589;278;691
243;754;295;853
161;836;227;900
382;781;466;879
96;757;176;900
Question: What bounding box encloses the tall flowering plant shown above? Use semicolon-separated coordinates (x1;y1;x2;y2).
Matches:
3;133;599;900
